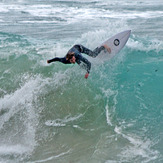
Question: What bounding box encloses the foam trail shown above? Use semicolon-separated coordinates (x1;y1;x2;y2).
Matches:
101;88;118;126
30;149;71;163
45;114;83;127
105;104;112;126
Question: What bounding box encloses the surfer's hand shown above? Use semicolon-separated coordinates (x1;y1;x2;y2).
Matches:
85;73;89;79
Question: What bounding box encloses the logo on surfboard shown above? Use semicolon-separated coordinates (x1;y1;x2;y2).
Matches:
114;39;120;46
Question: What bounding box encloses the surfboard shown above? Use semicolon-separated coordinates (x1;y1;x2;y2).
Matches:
99;30;131;59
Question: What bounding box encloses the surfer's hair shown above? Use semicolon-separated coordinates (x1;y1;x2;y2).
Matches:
66;52;75;60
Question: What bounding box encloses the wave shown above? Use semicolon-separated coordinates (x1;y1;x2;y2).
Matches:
0;28;163;162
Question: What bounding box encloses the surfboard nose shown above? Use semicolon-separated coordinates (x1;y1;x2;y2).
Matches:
121;30;131;37
125;30;131;38
128;30;131;35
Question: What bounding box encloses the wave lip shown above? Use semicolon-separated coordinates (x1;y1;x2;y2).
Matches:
0;75;48;161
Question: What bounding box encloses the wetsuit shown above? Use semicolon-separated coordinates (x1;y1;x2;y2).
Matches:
48;44;105;73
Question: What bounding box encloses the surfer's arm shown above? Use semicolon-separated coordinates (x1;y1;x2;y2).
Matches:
81;56;91;74
47;57;71;64
76;55;91;78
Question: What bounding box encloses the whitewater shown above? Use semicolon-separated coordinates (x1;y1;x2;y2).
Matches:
0;0;163;162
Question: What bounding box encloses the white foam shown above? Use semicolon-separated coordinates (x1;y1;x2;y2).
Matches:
75;21;129;50
102;10;163;19
0;144;30;155
101;88;118;126
75;29;108;49
45;114;83;127
0;75;42;128
39;42;68;65
0;41;30;60
25;5;55;17
3;2;162;26
128;36;163;52
0;0;162;30
0;88;6;95
0;4;9;13
30;149;71;163
114;126;159;162
105;104;112;126
0;75;48;157
119;136;159;162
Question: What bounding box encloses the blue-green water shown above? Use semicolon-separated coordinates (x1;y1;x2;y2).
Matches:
0;0;163;162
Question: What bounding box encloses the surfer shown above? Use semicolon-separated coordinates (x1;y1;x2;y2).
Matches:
47;44;111;79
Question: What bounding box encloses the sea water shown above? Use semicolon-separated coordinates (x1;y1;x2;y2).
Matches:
0;0;163;162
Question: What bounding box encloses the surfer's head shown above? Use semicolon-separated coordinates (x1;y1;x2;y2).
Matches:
66;52;76;63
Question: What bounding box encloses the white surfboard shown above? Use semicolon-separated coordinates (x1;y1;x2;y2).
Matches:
99;30;131;59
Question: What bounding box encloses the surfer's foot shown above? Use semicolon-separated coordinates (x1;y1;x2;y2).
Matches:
103;44;111;53
47;60;50;64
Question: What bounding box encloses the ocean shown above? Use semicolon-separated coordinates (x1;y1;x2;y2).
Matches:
0;0;163;162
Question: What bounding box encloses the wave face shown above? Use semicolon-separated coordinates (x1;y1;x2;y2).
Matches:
0;0;163;162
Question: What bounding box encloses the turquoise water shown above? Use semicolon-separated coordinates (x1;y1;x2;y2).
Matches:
0;0;163;162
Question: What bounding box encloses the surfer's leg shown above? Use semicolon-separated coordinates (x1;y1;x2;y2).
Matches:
74;45;95;57
74;44;111;58
92;46;106;57
76;44;105;58
83;45;111;58
93;45;111;56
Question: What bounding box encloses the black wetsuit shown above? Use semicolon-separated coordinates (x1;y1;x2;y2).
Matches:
48;44;105;73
